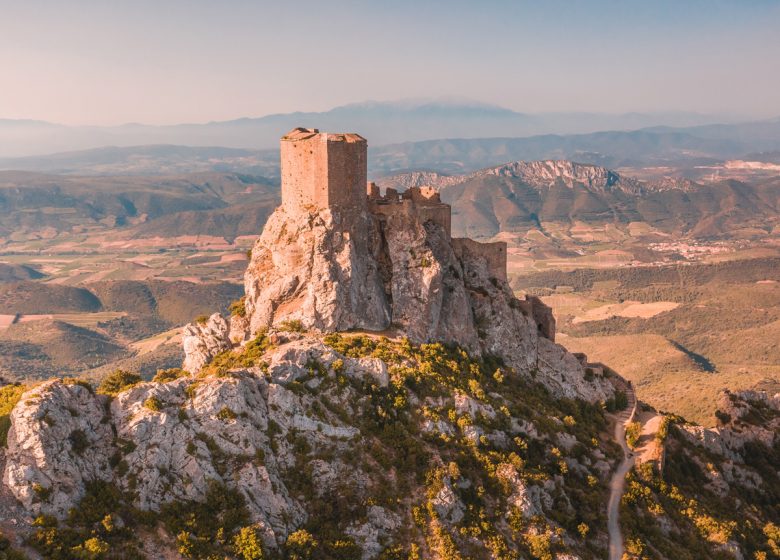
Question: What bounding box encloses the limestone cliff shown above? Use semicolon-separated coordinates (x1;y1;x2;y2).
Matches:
239;202;611;403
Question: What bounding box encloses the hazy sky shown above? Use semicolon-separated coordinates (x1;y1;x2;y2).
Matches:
1;0;779;125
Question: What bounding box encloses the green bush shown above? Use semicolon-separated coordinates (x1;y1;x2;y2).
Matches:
229;297;247;318
160;481;251;559
626;421;642;449
605;390;628;413
143;397;163;412
69;430;89;455
278;319;305;333
0;384;27;447
98;370;141;397
201;331;273;376
0;529;27;560
217;407;237;421
152;368;188;383
286;529;317;559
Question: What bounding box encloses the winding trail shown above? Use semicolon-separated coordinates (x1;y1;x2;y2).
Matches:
607;384;637;560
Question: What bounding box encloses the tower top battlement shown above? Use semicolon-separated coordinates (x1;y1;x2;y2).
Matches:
280;128;367;213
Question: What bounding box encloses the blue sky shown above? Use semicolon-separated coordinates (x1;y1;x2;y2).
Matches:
1;0;778;125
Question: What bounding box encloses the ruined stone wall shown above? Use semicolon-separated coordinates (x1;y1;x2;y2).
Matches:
525;295;556;342
369;199;451;237
452;238;507;282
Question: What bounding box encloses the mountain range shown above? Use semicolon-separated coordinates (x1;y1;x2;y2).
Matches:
383;159;780;240
0;99;772;158
4;125;780;180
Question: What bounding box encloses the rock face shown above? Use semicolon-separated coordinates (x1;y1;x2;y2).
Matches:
182;313;232;374
243;207;390;336
679;389;780;458
2;333;621;558
240;199;611;403
2;381;113;517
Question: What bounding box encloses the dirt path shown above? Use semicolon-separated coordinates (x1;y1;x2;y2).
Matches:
608;384;637;560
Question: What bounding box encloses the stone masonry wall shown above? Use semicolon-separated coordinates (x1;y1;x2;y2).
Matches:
452;238;507;282
280;128;367;214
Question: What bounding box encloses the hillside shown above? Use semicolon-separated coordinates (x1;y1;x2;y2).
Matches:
0;279;242;382
515;258;780;423
0;282;102;314
0;320;127;379
0;171;278;238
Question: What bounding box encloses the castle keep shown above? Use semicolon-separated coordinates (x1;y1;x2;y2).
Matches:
281;128;367;213
279;128;512;286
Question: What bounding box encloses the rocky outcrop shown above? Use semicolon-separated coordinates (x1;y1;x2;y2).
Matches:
243;207;390;335
678;389;780;459
240;203;612;403
2;332;622;556
182;313;232;374
2;381;113;517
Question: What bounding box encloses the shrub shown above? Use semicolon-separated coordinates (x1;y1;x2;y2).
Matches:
626;421;642;449
201;331;273;377
153;368;188;383
160;481;251;559
69;429;89;455
233;526;264;560
229;297;247;318
0;384;27;447
605;390;628;412
0;530;28;560
278;319;305;333
98;370;141;397
714;410;731;425
32;483;52;502
143;397;163;412
217;407;237;421
195;314;209;325
71;536;109;559
286;529;317;559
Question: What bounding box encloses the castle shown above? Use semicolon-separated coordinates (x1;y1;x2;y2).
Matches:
278;127;555;341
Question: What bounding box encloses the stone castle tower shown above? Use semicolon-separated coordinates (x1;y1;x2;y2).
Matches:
277;127;515;289
280;127;367;213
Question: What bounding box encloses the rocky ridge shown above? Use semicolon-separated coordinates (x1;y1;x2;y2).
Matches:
378;160;695;196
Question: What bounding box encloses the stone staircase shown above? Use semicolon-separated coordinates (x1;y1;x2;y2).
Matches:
616;383;637;424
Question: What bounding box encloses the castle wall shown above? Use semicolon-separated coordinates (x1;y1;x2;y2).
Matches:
280;128;366;214
525;295;556;342
280;131;329;211
369;199;452;237
452;238;507;282
326;135;367;211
